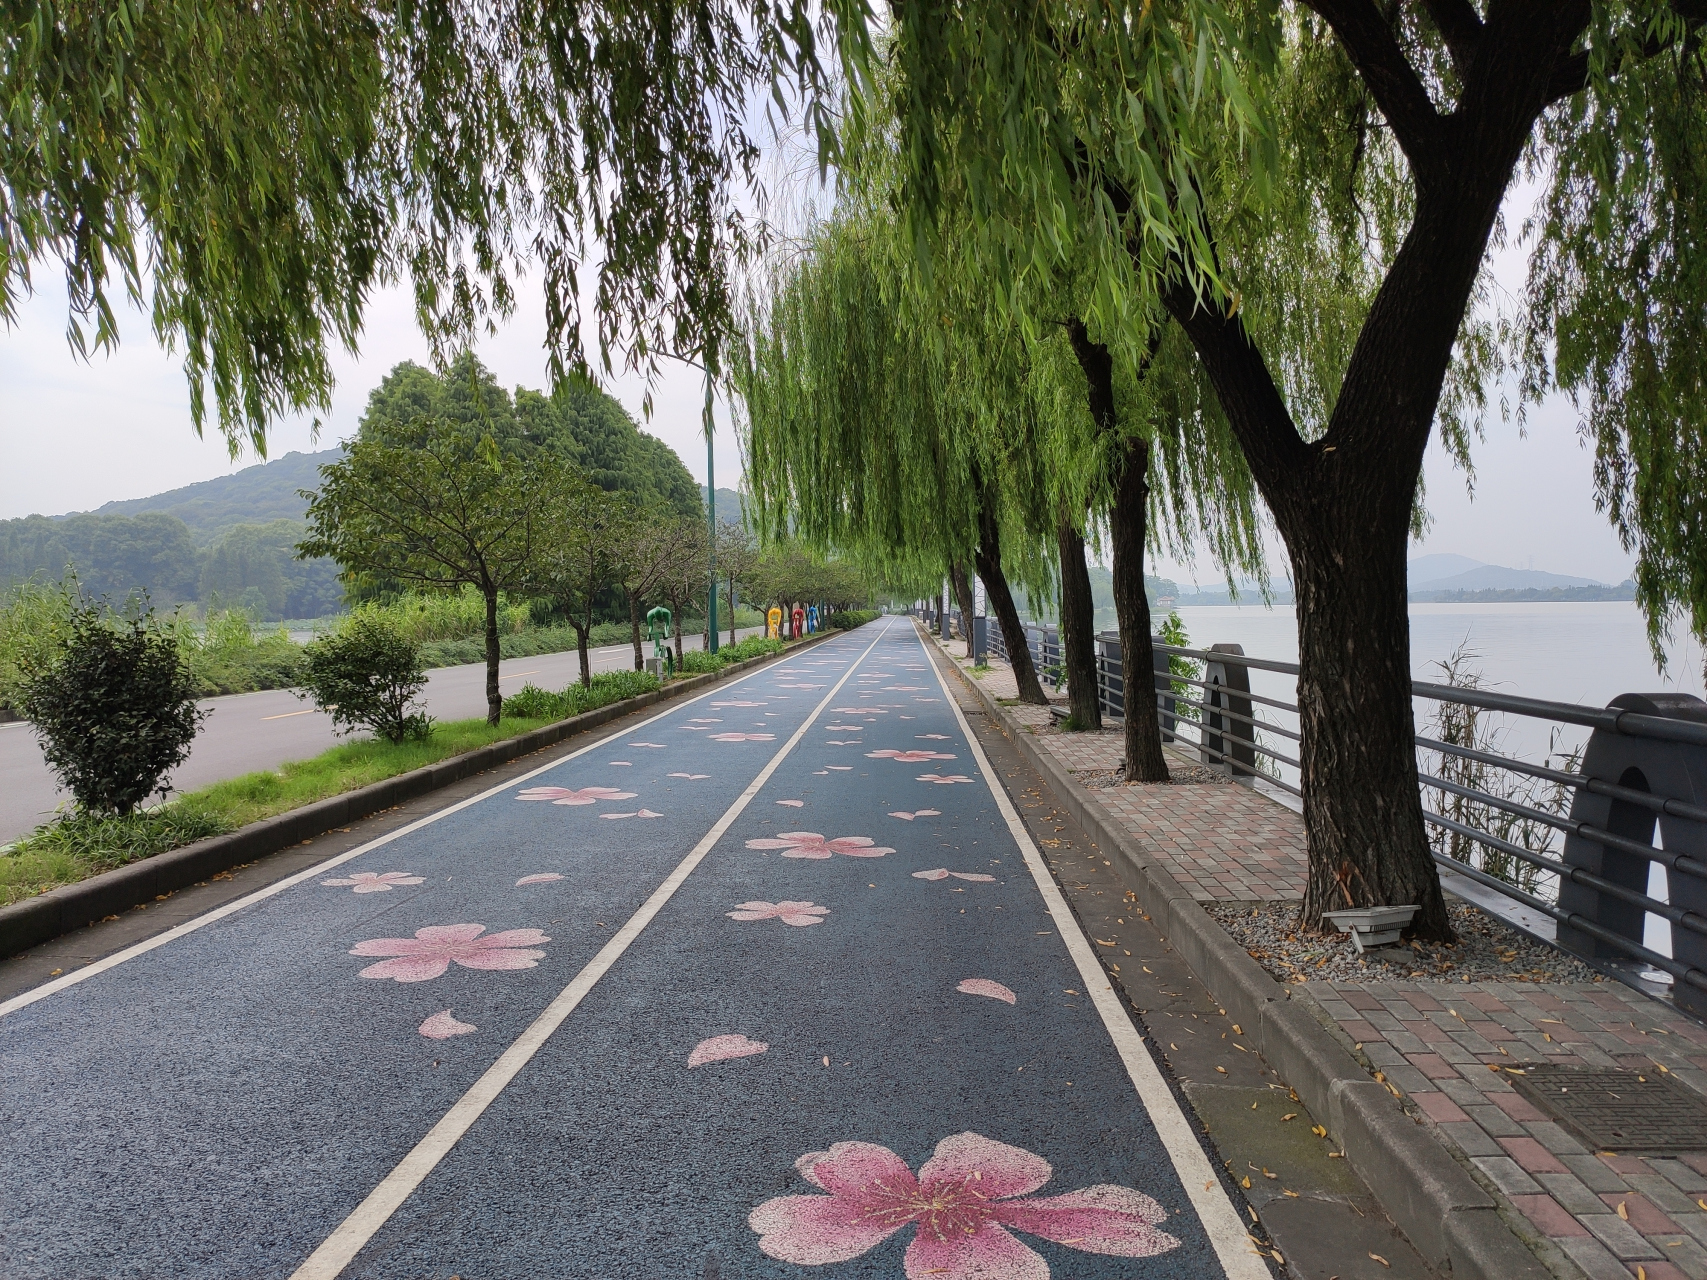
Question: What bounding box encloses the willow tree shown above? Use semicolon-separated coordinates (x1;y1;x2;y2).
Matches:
6;0;852;448
734;216;1054;704
868;0;1707;939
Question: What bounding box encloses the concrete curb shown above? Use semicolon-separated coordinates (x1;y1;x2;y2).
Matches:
0;634;835;962
933;632;1551;1280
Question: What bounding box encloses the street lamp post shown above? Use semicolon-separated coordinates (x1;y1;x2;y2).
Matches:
706;382;719;654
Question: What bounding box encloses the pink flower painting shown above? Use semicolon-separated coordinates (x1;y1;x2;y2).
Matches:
867;749;957;763
628;741;667;748
831;707;886;715
601;809;664;819
825;765;852;771
916;734;952;741
749;1133;1179;1273
668;772;711;780
776;799;805;808
687;1034;769;1067
320;871;424;894
745;832;894;860
957;979;1017;1003
887;809;942;821
515;873;565;886
688;718;723;723
825;724;865;731
350;924;550;982
710;731;776;742
884;685;928;692
711;700;768;708
516;785;637;806
824;740;861;746
419;1010;478;1039
913;869;997;882
916;773;975;785
727;901;830;926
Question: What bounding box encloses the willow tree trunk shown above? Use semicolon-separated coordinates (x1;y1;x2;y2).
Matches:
628;594;645;671
574;623;592;688
482;586;502;726
949;563;976;657
1066;318;1168;780
973;504;1048;705
1056;521;1102;729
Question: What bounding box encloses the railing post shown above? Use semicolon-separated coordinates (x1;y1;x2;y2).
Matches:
1153;640;1176;742
1556;692;1707;1012
1096;631;1123;722
1201;644;1257;776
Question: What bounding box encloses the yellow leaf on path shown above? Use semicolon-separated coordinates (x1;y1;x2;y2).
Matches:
1232;1024;1242;1035
823;1056;830;1067
1263;1168;1277;1179
1251;1102;1258;1110
1617;1201;1629;1220
1282;1113;1298;1121
1216;1066;1228;1074
1205;1181;1213;1190
1370;1252;1390;1265
1283;1189;1299;1197
1242;1176;1252;1189
1312;1125;1327;1137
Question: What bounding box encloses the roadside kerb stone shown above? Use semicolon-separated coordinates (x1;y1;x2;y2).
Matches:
934;627;1550;1280
0;633;835;961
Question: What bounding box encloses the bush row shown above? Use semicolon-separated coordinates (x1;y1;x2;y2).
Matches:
826;609;880;630
499;669;662;721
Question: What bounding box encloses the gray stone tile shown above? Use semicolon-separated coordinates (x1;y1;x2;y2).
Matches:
1536;1171;1610;1216
1557;1234;1642;1280
1582;1212;1663;1259
1627;1172;1700;1215
1462;1104;1527;1138
1440;1077;1494;1106
1470;1155;1543;1196
1653;1159;1707;1194
1437;1042;1482;1064
1365;1011;1404;1032
1451;1031;1498;1055
1574;1045;1621;1068
1523;1121;1589;1155
1362;1041;1407;1066
1657;1234;1707;1280
1676;1212;1707;1248
1439;1122;1504;1157
1384;1030;1427;1055
1561;1153;1631;1193
1383;1065;1434;1097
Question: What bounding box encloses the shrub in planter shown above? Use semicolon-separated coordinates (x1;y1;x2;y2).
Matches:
20;599;206;815
299;611;431;743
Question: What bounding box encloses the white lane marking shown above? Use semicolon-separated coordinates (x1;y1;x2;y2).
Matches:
288;620;895;1279
918;626;1267;1280
0;642;849;1021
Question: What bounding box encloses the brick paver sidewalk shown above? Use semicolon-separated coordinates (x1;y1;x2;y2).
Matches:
944;638;1707;1280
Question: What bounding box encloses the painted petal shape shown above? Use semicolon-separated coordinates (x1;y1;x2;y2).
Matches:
913;868;951;880
949;872;997;882
419;1010;477;1040
993;1186;1179;1257
668;772;711;779
750;1193;907;1266
776;799;805;807
915;809;942;817
918;1132;1052;1200
902;1220;1049;1280
516;785;636;805
357;954;451;982
802;1141;919;1200
515;873;565;885
321;871;424;893
687;1034;769;1067
958;978;1017;1004
889;811;917;820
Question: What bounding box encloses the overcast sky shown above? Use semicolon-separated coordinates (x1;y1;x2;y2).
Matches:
0;181;1637;589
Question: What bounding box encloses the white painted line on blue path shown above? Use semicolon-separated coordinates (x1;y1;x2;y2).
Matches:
918;625;1270;1280
288;620;897;1280
0;641;851;1021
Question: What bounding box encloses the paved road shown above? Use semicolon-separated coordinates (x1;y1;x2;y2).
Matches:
0;628;765;843
0;619;1265;1280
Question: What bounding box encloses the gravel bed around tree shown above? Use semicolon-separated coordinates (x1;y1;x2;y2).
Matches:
1075;763;1233;789
1206;900;1602;986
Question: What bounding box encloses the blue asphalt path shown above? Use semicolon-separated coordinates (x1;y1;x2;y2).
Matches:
0;620;1264;1280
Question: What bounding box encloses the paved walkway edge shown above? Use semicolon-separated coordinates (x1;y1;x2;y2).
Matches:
937;635;1550;1280
0;634;836;962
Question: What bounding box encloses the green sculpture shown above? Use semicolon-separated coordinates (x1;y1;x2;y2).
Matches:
646;605;674;677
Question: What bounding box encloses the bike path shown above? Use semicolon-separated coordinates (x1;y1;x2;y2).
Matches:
0;635;875;1278
0;621;1262;1280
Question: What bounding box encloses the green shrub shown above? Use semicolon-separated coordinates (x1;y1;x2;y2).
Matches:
7;805;234;877
500;669;661;720
675;648;723;674
19;599;207;814
299;611;431;743
177;607;305;695
826;609;879;631
0;576;77;715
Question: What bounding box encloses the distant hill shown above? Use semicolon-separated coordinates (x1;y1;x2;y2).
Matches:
701;486;747;527
82;449;343;544
1409;558;1599;593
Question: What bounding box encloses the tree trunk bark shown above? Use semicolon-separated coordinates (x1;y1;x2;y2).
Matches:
628;593;644;672
483;587;502;726
575;624;591;688
973;505;1047;705
1056;520;1102;729
674;612;685;668
728;575;738;646
949;563;976;657
1109;440;1170;781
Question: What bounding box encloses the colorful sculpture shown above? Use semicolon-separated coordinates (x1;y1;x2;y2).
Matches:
646;605;674;677
767;606;782;639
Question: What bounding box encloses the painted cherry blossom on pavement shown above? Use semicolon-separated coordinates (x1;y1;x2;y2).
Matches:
601;809;664;820
710;732;776;742
668;772;711;780
320;871;424;894
883;685;927;692
515;873;565;886
749;1133;1178;1272
916;734;952;741
824;740;861;746
913;869;998;882
867;748;957;763
687;1034;769;1067
419;1010;478;1039
831;707;886;715
913;697;941;702
745;832;893;860
887;809;942;821
776;799;805;807
825;724;865;731
825;765;852;771
957;979;1017;1003
350;924;550;982
916;773;975;784
689;717;723;723
516;785;637;806
711;700;768;708
609;761;633;766
628;741;667;748
727;901;830;926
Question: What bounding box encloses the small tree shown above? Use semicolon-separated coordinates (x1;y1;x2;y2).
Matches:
20;598;205;815
715;522;760;646
615;514;674;671
536;472;633;686
299;415;560;725
656;517;711;666
298;611;431;743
